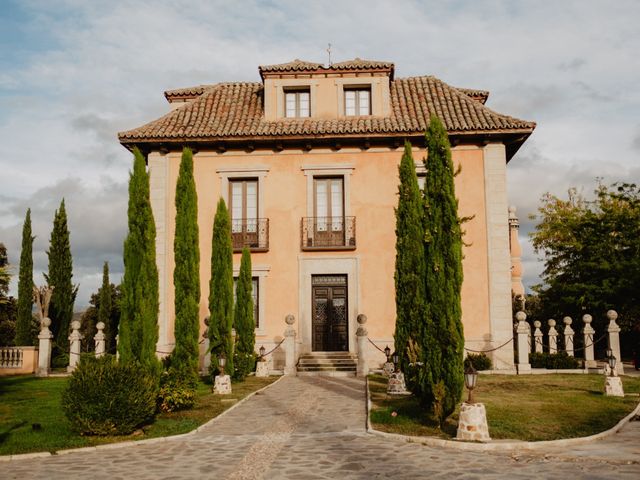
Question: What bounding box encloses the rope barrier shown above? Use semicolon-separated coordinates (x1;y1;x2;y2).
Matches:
259;338;286;359
464;336;513;354
367;338;389;355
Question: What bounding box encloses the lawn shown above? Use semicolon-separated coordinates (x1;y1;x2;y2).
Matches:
368;373;640;441
0;374;277;455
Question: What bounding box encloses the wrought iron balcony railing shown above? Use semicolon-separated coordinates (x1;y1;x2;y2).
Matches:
301;216;356;250
231;218;269;252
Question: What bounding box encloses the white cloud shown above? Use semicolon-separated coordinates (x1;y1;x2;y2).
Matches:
1;0;639;305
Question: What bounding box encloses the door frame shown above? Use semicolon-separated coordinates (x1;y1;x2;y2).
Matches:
298;256;360;355
311;274;349;352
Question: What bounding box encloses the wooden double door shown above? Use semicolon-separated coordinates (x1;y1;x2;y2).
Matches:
312;275;348;352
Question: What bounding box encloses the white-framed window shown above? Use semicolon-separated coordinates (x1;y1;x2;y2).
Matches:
284;89;310;118
344;87;371;116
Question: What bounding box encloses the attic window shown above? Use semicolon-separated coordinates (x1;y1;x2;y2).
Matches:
284;88;310;118
344;87;371;116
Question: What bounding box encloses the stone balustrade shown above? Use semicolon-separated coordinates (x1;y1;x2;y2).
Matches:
0;346;38;376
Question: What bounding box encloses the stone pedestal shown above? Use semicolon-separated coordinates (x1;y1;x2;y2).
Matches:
604;376;624;397
255;360;269;377
607;310;624;375
456;402;491;442
382;362;395;377
533;321;543;354
36;318;53;377
515;311;531;373
94;321;106;358
68;321;83;372
582;314;596;368
548;319;558;354
563;316;574;357
214;374;232;395
283;314;296;376
356;314;368;377
387;371;410;395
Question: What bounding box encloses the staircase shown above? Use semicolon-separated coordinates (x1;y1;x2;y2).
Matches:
296;352;357;376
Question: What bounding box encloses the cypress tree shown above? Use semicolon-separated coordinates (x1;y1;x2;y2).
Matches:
15;209;34;345
46;199;77;352
423;115;465;424
233;247;255;380
208;198;234;375
97;261;112;350
394;141;429;378
119;148;160;375
172;148;200;378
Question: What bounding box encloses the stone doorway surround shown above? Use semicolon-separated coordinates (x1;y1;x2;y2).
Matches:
298;256;360;356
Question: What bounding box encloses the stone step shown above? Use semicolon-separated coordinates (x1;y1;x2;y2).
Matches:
296;370;356;377
298;358;357;365
297;365;356;371
299;352;355;358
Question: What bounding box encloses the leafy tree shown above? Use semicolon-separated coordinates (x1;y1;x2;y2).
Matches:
0;243;17;346
530;182;640;354
208;198;234;375
172;148;200;379
15;209;34;345
119;148;160;374
97;262;113;349
233;247;255;380
45;199;78;353
423;116;464;424
393;141;427;377
80;283;121;353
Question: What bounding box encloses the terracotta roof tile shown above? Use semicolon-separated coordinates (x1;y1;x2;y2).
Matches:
119;76;535;143
258;59;324;76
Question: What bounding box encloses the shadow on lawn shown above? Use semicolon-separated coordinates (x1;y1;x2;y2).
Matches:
0;421;27;445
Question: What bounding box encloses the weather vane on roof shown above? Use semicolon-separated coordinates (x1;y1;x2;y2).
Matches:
326;43;332;66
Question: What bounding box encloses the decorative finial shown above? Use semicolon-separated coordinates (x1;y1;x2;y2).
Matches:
326;43;332;66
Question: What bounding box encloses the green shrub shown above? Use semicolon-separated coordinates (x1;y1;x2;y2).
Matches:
530;352;581;369
232;351;256;381
157;367;197;412
62;355;158;435
51;350;69;369
464;353;492;371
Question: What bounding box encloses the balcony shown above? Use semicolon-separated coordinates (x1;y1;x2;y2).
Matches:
232;218;269;252
301;217;356;250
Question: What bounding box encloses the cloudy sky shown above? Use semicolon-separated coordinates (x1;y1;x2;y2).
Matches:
1;0;639;307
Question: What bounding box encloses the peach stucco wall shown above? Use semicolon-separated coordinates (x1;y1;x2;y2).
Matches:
152;144;496;361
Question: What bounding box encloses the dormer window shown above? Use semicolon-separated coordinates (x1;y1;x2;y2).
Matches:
284;88;310;118
344;87;371;116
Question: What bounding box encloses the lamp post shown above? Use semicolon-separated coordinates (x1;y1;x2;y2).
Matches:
384;345;391;362
392;352;399;372
218;353;227;376
464;364;478;404
259;345;266;361
607;353;617;377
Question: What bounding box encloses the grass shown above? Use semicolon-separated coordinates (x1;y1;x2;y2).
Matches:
0;374;277;455
368;373;640;441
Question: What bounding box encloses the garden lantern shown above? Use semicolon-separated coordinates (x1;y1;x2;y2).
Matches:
606;348;612;359
464;364;478;404
384;345;391;362
392;352;399;371
607;354;617;376
259;345;266;360
219;353;227;376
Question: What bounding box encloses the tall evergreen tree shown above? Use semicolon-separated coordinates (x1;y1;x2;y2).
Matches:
15;209;34;345
208;198;234;375
0;243;17;347
119;148;160;375
97;261;112;349
46;199;77;352
394;141;429;378
423;115;465;424
172;148;200;378
233;247;255;380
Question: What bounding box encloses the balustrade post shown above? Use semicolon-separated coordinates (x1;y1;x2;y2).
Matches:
94;321;106;358
582;314;596;368
68;321;83;372
283;314;297;375
563;316;574;357
547;319;558;354
356;314;369;377
36;318;53;377
606;310;624;375
533;321;543;353
515;311;531;373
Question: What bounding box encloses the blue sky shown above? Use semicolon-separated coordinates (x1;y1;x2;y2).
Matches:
1;0;639;306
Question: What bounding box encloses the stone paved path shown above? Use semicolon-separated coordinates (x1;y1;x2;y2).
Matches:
1;376;640;479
